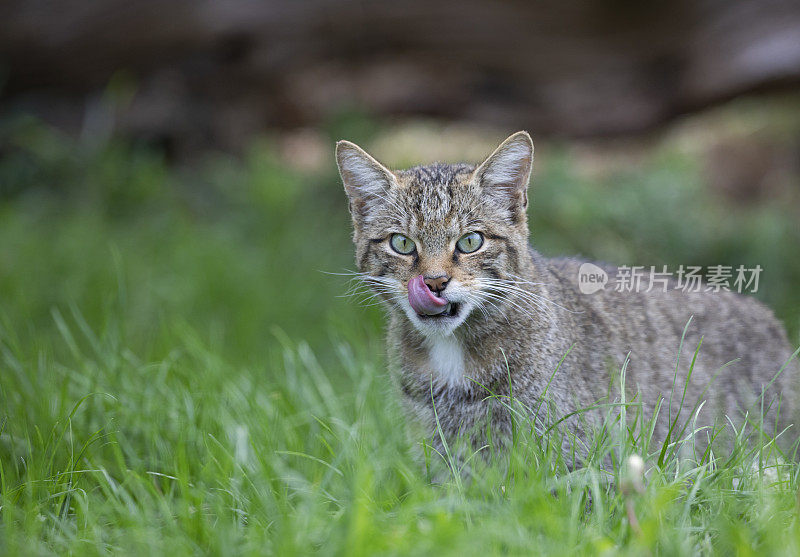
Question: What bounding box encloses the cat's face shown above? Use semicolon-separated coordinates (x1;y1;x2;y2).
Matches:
337;132;534;337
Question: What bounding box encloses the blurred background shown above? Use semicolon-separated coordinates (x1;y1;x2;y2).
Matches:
1;0;800;365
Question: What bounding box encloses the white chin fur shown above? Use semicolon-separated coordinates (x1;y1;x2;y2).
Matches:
402;299;471;337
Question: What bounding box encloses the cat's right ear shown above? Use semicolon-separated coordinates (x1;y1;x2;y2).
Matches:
336;140;397;225
472;131;534;223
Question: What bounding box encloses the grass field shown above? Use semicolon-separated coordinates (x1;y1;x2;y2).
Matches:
2;114;800;554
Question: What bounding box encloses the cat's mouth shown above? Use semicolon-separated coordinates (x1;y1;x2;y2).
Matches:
407;275;464;324
417;302;460;319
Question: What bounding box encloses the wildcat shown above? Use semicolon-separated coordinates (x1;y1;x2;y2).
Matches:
336;131;799;462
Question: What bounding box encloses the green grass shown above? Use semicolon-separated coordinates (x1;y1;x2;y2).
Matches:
2;115;800;554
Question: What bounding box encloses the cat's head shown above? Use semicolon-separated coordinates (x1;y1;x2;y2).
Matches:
336;132;534;337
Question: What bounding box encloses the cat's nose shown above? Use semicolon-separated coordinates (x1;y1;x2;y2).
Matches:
424;274;449;294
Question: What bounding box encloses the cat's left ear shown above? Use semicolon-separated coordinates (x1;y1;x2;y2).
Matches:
473;131;534;220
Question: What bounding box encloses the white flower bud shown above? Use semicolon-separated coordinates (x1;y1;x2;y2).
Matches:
622;454;645;495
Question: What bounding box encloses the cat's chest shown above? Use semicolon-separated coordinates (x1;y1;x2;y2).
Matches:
425;336;467;389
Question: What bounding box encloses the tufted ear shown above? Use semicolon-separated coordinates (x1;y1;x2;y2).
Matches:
472;131;534;221
336;140;398;226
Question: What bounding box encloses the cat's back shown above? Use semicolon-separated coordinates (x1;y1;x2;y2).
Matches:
543;254;790;360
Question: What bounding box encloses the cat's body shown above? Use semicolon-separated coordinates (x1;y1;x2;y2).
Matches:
336;132;799;460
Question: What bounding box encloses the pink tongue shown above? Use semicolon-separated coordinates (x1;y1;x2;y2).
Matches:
408;275;448;315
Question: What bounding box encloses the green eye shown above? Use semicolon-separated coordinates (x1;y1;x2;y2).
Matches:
390;234;416;255
456;232;483;253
